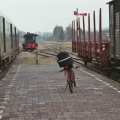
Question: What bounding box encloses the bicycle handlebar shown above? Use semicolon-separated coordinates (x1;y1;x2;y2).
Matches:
59;66;78;73
59;69;64;72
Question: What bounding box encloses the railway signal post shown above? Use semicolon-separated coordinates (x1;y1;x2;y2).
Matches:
72;9;88;65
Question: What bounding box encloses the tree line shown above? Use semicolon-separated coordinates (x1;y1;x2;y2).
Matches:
19;25;109;42
51;26;109;41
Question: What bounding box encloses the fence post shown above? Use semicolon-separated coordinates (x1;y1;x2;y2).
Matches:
36;47;38;65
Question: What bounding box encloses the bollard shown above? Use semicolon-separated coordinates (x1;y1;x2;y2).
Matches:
36;47;38;65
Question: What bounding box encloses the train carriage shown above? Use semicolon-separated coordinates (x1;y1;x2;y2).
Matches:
107;0;120;67
72;0;120;71
0;12;19;69
72;8;110;68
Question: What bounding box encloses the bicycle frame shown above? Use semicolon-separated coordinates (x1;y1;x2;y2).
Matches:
64;69;72;82
63;66;76;93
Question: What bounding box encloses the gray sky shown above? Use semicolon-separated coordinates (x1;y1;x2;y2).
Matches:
0;0;110;33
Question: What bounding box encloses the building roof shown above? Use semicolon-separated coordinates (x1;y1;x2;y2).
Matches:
106;0;115;4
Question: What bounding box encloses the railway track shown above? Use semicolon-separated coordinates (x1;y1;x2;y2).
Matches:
3;42;119;84
35;47;120;83
11;43;120;83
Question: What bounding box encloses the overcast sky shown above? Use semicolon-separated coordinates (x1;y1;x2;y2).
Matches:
0;0;110;33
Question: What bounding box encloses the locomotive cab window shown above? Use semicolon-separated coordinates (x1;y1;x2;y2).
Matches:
26;35;35;43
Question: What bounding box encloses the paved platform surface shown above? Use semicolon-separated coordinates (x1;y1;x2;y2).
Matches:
0;63;120;120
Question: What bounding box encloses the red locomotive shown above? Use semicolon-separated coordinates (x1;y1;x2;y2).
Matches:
22;32;38;50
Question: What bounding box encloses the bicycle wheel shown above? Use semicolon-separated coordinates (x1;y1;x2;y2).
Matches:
71;70;76;87
73;80;76;87
65;70;73;93
68;82;73;93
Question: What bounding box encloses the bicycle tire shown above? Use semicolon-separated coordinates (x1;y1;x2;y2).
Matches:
68;82;73;93
68;70;74;93
65;70;73;93
73;80;76;87
71;70;76;87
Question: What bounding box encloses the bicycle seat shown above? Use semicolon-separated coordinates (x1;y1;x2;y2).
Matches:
64;66;69;69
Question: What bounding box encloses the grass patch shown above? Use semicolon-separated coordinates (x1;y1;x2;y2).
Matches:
21;57;57;65
39;58;57;64
21;57;35;64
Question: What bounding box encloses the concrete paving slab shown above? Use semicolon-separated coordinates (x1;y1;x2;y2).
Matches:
0;64;120;120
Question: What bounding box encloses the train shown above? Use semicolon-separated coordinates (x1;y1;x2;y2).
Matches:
72;0;120;72
22;32;38;50
0;12;19;70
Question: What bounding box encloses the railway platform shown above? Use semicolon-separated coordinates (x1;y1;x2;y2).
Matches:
0;52;120;120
